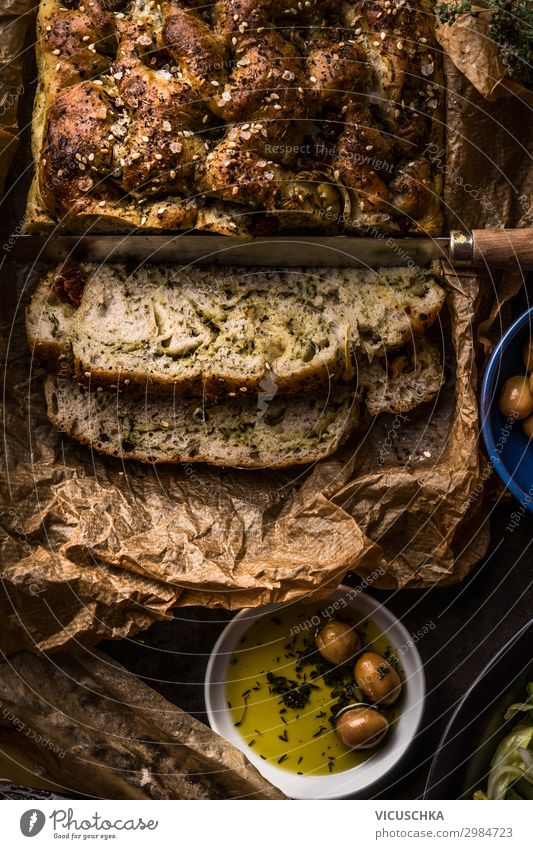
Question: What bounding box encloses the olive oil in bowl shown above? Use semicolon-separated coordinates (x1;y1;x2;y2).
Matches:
225;604;403;776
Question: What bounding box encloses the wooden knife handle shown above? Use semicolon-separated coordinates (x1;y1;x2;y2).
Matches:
470;228;533;270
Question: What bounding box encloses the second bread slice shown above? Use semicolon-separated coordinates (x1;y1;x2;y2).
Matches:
45;375;359;468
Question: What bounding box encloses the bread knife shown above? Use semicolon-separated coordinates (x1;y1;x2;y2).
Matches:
3;228;532;269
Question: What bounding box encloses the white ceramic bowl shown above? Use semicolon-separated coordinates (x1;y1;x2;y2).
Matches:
204;586;425;799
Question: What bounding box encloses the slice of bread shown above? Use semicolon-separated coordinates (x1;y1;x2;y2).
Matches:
27;262;445;396
43;334;444;469
358;336;444;416
44;375;359;469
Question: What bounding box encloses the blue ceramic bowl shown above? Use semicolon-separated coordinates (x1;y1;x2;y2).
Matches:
480;307;533;511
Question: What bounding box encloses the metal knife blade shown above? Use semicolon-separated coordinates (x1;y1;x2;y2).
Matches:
2;234;450;268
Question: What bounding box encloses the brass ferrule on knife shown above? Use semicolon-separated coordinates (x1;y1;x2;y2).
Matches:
449;230;474;267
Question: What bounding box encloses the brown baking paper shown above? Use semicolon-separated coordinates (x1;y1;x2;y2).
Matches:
443;55;533;234
0;0;34;195
435;4;533;106
441;52;531;505
0;256;487;653
0;646;284;798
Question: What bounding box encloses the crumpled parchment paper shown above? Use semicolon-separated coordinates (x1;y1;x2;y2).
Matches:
442;56;533;234
0;0;33;194
0;646;284;798
0;257;486;652
435;4;533;105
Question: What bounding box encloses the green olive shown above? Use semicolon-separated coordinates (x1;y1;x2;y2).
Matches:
523;412;533;439
523;338;533;372
315;619;361;665
354;652;402;705
499;376;533;419
317;182;339;207
335;706;389;750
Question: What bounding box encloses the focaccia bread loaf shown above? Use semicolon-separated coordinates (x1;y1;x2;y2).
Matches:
25;0;444;235
27;262;446;395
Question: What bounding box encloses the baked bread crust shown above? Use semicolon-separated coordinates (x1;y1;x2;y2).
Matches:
26;0;444;235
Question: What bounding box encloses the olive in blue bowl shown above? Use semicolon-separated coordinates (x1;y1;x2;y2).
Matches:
480;307;533;511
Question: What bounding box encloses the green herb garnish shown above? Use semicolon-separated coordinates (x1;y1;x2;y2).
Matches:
312;725;327;738
266;672;313;709
234;696;249;727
